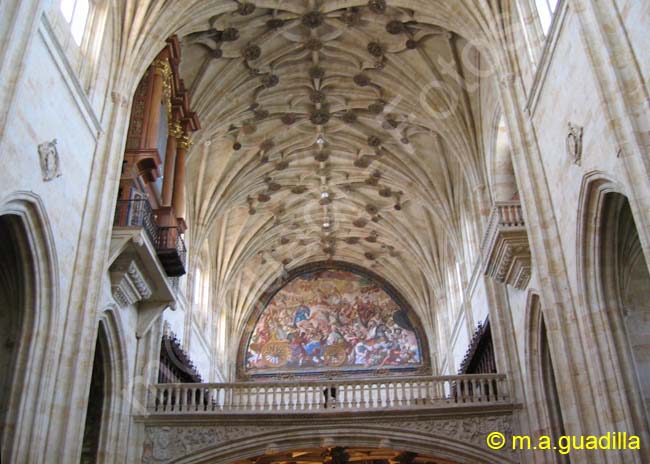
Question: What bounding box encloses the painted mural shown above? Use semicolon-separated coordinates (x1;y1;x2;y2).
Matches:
245;269;422;374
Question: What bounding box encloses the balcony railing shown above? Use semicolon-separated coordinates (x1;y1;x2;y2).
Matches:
147;374;510;415
114;199;187;277
156;227;187;277
481;201;531;290
114;199;160;245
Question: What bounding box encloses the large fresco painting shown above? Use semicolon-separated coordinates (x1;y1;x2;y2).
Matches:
245;269;423;374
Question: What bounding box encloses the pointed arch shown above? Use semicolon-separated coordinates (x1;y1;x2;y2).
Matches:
576;172;650;458
87;305;130;463
0;191;60;463
523;291;567;464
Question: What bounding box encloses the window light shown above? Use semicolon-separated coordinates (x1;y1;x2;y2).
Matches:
535;0;559;34
60;0;90;46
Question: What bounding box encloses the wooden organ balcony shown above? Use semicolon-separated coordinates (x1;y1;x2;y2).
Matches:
113;35;199;280
156;226;187;278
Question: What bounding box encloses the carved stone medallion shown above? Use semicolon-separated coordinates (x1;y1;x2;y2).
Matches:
37;139;62;181
566;122;584;165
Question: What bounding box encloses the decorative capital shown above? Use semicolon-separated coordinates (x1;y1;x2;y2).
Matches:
152;59;172;80
179;135;193;150
169;122;183;138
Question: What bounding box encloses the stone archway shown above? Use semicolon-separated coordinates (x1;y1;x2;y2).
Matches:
576;174;650;462
141;415;517;464
94;307;131;463
0;192;59;463
0;213;28;458
81;311;132;464
522;292;567;464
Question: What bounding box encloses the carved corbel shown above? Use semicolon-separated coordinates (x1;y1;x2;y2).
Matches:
110;257;153;308
137;301;174;338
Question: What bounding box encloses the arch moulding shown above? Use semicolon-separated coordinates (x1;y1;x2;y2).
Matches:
0;190;60;463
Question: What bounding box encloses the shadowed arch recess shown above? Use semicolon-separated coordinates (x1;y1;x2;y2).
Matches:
238;262;430;379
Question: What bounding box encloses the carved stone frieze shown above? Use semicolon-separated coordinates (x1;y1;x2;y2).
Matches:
142;425;265;463
141;413;515;463
110;257;153;307
388;415;514;449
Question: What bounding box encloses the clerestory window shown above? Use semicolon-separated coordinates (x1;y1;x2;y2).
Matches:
535;0;559;34
59;0;90;45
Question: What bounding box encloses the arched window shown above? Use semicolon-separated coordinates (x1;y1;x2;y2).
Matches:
535;0;559;34
59;0;89;45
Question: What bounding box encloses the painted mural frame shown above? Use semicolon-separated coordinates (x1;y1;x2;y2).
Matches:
236;261;431;380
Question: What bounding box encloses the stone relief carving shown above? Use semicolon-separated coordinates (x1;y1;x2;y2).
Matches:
566;122;584;165
142;425;265;463
142;414;515;463
37;139;62;181
389;415;514;451
110;258;153;308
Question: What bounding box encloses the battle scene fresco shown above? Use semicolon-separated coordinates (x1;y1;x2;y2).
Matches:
245;269;423;374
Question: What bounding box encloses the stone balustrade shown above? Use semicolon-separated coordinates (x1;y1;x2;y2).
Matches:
481;201;532;290
147;374;510;415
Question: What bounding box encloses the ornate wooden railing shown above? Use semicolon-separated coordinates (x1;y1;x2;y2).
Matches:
113;199;187;277
481;201;531;290
156;226;187;277
147;374;510;414
114;198;160;245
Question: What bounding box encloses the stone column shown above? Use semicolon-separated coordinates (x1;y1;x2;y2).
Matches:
43;88;135;463
172;134;191;225
161;122;181;206
497;71;610;464
125;316;165;462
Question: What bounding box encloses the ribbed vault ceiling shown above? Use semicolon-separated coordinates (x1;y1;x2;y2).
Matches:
178;0;500;352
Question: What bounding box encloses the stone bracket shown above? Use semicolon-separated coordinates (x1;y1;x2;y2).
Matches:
111;256;153;307
481;202;532;290
485;231;532;290
109;227;177;337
